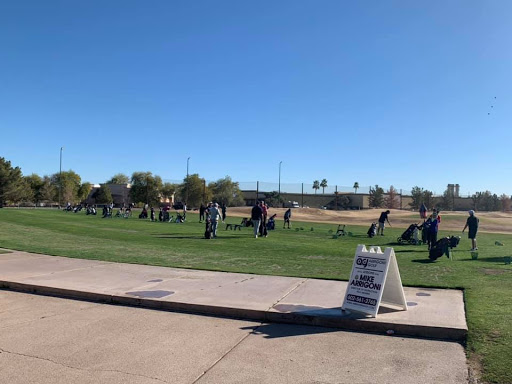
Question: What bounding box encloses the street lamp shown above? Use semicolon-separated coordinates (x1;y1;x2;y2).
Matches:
278;161;282;196
59;146;64;208
186;157;190;204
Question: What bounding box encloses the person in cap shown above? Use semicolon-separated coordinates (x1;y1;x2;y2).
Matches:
208;203;222;238
462;210;479;251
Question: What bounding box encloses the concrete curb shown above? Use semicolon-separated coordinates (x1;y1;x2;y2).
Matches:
0;280;467;341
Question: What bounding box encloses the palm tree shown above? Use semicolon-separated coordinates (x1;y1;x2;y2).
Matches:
353;182;359;194
312;180;320;194
320;179;328;194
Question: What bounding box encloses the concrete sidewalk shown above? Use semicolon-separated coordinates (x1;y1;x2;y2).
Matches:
0;250;467;340
1;290;470;384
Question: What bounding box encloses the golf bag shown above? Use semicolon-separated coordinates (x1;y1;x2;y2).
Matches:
175;211;185;223
266;214;276;230
429;236;461;261
397;224;421;245
102;206;112;218
241;218;253;227
367;222;377;238
204;218;212;239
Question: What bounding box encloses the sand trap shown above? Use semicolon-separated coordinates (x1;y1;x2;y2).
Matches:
222;207;512;234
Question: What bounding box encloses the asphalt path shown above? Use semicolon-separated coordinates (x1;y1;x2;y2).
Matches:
0;290;468;384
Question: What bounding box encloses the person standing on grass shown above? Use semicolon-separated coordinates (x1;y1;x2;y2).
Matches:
208;203;222;238
377;210;391;235
251;202;263;238
199;203;206;222
221;203;227;223
258;201;268;237
428;213;439;249
283;208;292;229
463;210;479;251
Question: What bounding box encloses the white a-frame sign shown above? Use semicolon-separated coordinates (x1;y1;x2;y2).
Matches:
342;245;407;318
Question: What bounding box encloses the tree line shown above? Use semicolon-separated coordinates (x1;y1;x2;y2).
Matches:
0;157;245;208
368;184;511;212
1;156;510;211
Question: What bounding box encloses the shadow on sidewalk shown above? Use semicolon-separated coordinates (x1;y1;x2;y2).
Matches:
241;322;341;339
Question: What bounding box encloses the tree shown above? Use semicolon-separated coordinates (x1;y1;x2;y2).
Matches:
209;176;245;207
385;186;399;209
130;172;163;206
490;193;501;211
500;194;511;212
369;185;384;208
441;188;454;211
94;184;113;204
320;179;328;194
161;182;176;204
39;176;56;204
51;170;82;205
106;173;130;184
24;174;44;204
480;191;499;211
77;182;92;203
312;180;320;194
180;174;210;207
0;157;25;206
263;191;283;208
353;182;359;194
472;192;483;211
410;186;423;210
423;190;434;211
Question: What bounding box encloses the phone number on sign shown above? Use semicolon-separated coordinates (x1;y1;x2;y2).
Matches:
346;294;377;306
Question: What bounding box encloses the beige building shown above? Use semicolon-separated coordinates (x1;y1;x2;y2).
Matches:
86;184;131;206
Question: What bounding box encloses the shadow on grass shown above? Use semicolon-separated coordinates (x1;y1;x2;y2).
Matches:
411;259;434;264
155;235;251;240
460;257;512;263
395;249;427;254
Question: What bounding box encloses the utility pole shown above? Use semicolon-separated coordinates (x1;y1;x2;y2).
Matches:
203;178;206;203
335;185;338;211
186;157;190;204
278;161;282;196
59;146;63;208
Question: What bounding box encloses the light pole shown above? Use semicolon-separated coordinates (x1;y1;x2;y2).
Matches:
186;157;190;204
278;161;282;196
59;146;64;208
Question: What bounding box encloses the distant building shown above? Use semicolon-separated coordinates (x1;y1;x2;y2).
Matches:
86;184;131;206
447;184;460;197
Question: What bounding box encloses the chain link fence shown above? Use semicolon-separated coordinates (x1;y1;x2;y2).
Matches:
163;179;463;197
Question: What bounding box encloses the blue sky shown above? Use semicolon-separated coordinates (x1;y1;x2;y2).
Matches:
1;1;511;196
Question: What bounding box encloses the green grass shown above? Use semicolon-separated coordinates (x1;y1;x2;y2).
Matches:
0;208;511;383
